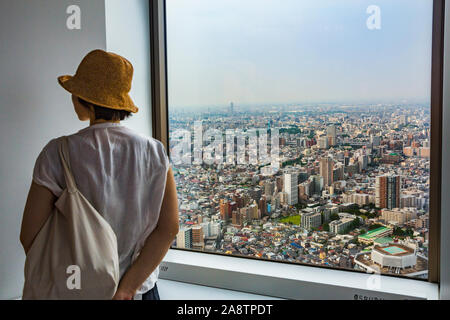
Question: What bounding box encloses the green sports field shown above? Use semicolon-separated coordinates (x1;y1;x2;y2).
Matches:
280;215;301;225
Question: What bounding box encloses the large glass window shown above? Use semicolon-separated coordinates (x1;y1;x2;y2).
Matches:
166;0;433;279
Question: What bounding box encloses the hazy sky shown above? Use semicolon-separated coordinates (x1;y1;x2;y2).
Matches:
166;0;433;108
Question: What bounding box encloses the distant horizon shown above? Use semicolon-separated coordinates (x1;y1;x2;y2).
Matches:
168;99;431;111
167;0;433;109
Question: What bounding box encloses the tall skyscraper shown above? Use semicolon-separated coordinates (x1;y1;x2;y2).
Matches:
333;164;344;181
327;125;337;146
310;175;324;195
264;180;275;197
220;199;232;221
358;155;368;171
284;171;299;205
176;227;193;249
192;225;204;250
319;135;329;149
370;135;381;147
249;202;259;220
232;210;245;227
375;175;401;209
229;102;234;114
320;157;334;187
259;197;267;217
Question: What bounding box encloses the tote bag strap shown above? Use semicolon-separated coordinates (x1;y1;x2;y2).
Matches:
58;136;77;193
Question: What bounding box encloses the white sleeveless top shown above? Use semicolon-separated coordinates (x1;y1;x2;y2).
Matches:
32;122;170;294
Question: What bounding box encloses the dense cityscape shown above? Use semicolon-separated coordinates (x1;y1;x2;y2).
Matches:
169;103;430;279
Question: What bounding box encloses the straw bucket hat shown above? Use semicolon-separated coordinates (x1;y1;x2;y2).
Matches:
58;49;139;113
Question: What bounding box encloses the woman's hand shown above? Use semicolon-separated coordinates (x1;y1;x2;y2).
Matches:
112;168;178;302
112;288;136;300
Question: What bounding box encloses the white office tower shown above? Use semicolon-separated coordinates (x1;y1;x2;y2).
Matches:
209;221;221;237
284;171;299;205
358;155;368;171
176;227;192;249
200;222;211;237
319;135;329;149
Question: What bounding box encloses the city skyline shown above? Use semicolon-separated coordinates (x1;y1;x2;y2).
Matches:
169;103;431;279
166;0;432;280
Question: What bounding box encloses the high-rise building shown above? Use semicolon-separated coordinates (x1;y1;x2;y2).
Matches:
319;135;329;149
200;222;210;237
375;175;401;209
229;201;238;217
327;125;337;146
192;225;204;250
322;205;338;223
370;135;381;147
298;171;309;184
259;197;267;217
329;218;354;234
401;194;420;209
358;155;368;171
276;176;283;193
249;202;259;220
415;215;429;229
219;199;230;221
210;222;221;237
333;164;344;182
301;211;322;230
381;208;418;225
320;157;334;187
264;180;275;197
310;175;324;194
176;227;193;249
284;171;299;205
344;156;350;166
232;194;244;208
232;210;245;227
240;207;250;221
298;182;311;201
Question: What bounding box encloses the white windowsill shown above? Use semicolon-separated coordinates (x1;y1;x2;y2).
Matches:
155;279;282;300
160;249;439;300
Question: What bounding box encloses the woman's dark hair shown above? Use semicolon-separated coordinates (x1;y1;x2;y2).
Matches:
78;98;132;121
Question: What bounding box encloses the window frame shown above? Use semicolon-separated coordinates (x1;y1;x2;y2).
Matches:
149;0;445;296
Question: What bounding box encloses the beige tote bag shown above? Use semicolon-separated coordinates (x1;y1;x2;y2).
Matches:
23;136;120;300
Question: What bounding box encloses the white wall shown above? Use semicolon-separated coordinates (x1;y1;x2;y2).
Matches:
0;0;107;299
105;0;152;136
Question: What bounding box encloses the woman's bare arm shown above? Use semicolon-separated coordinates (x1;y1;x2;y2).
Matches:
113;167;179;300
20;182;56;254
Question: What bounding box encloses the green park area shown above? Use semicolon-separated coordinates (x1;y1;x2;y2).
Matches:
280;215;301;225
